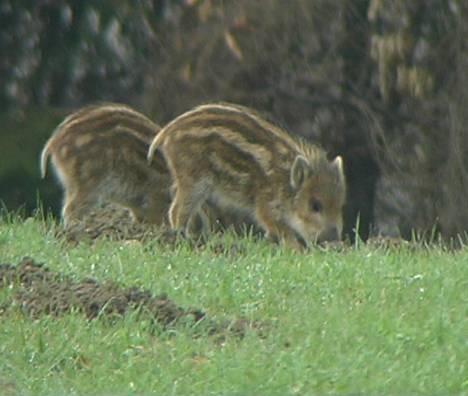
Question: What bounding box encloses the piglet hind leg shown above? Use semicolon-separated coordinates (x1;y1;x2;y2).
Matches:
168;181;210;237
61;191;97;227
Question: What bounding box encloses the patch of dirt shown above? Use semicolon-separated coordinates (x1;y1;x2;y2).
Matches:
0;257;260;339
0;378;17;396
53;204;251;259
55;204;177;245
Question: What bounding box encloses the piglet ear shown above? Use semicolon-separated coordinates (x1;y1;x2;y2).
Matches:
290;155;309;190
332;156;344;177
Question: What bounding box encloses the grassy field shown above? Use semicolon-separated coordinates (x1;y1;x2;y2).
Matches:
0;216;467;395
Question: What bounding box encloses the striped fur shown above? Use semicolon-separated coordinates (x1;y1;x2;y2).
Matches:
40;103;171;226
148;102;346;250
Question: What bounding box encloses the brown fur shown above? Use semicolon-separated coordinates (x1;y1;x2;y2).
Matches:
148;102;346;250
41;103;171;226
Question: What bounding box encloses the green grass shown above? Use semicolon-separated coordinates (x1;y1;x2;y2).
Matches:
1;216;467;395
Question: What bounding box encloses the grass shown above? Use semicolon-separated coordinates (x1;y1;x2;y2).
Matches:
0;215;467;395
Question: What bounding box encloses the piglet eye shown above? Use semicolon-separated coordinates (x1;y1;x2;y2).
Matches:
310;199;323;213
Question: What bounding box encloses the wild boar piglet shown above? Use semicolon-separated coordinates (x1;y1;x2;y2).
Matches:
41;103;171;226
148;102;346;250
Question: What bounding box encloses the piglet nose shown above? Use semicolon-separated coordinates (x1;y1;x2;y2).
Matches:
318;225;340;242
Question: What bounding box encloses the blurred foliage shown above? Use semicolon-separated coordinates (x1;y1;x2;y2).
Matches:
367;0;468;239
0;109;64;215
1;0;468;241
0;0;166;110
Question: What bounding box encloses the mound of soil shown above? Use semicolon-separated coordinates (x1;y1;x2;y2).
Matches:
0;257;258;338
56;204;176;244
53;204;253;259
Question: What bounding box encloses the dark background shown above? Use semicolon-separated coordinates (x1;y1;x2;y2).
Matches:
1;0;467;242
